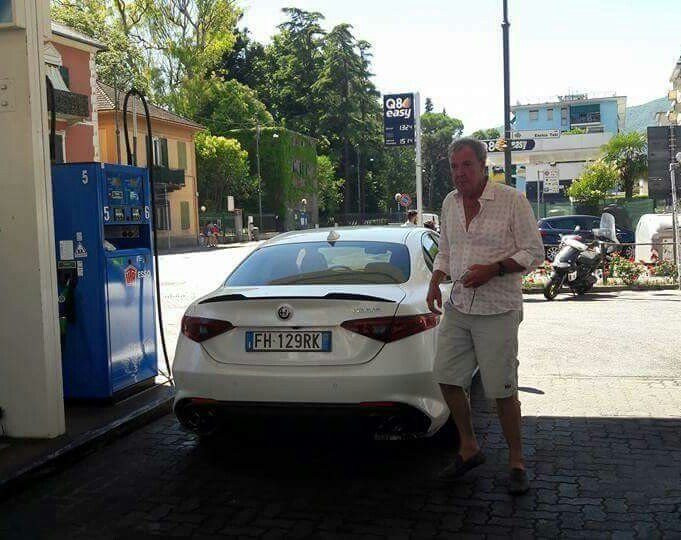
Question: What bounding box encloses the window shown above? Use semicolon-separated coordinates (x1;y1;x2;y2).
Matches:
529;109;538;121
546;108;554;121
155;198;171;230
421;233;439;272
177;141;187;171
53;132;66;164
180;201;190;230
226;241;411;286
148;137;169;167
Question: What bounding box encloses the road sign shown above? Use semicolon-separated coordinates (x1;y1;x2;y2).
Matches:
399;193;412;207
512;129;560;139
542;168;560;194
483;138;535;152
383;93;415;146
227;195;234;212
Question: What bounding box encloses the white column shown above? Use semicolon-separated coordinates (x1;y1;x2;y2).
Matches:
0;0;65;437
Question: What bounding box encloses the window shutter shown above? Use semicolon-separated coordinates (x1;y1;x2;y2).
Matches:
180;201;190;230
161;138;169;167
177;141;187;171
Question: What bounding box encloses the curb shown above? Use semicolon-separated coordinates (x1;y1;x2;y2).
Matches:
0;391;173;497
523;284;679;294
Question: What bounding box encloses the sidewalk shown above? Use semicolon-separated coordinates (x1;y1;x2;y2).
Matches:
157;240;263;256
0;383;174;495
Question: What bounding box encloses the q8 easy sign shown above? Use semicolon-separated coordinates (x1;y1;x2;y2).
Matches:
384;93;415;147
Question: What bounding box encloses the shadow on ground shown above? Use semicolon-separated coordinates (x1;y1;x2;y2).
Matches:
1;383;680;539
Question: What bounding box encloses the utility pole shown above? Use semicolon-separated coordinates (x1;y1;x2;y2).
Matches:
502;0;513;185
669;125;681;290
256;124;262;229
356;146;361;220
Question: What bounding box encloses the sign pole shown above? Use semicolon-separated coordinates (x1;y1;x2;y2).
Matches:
669;125;681;290
502;0;513;185
414;92;423;225
536;169;541;219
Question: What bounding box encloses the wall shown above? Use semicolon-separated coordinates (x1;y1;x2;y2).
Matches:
599;100;620;134
514;106;563;131
51;41;95;161
0;0;65;437
98;113;200;248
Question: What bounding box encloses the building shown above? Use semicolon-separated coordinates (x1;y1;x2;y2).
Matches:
96;82;204;248
655;55;681;126
46;22;105;163
488;94;626;209
228;127;318;231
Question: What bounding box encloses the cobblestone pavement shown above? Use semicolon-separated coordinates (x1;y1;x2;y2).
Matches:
2;383;681;539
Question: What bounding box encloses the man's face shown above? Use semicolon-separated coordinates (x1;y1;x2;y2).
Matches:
450;145;486;198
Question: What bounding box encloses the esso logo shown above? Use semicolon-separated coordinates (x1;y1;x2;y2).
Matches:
385;96;413;119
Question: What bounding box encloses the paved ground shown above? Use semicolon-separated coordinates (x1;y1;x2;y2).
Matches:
2;249;681;538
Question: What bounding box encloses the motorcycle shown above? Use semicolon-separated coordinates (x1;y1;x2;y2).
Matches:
543;213;619;301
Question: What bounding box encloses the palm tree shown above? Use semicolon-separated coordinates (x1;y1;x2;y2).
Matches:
601;132;647;199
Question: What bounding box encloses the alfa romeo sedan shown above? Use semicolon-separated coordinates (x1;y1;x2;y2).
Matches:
173;226;451;438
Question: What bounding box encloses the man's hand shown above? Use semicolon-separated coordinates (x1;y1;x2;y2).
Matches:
426;281;443;314
463;263;499;288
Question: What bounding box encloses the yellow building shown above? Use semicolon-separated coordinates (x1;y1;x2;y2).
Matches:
96;82;204;248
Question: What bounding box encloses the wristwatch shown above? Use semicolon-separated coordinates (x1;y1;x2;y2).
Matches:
497;261;506;277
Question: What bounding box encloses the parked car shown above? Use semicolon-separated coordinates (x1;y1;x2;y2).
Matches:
173;226;451;439
538;215;635;261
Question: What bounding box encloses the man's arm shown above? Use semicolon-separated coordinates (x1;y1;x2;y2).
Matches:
427;197;451;313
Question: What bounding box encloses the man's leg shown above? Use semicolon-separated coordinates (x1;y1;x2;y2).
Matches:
440;384;479;460
496;394;524;470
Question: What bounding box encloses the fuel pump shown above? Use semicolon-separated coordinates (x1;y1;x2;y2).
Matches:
48;81;172;401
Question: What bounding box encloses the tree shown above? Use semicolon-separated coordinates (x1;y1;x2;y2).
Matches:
425;97;434;113
195;132;254;212
421;112;464;209
471;128;500;140
313;23;379;213
600;132;647;199
316;155;344;217
567;160;619;206
218;25;267;91
258;8;326;136
51;0;153;93
173;77;273;135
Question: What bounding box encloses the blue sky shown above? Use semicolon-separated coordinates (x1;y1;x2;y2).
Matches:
240;0;681;133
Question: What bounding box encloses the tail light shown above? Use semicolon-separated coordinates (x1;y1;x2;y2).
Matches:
341;314;439;343
182;316;234;342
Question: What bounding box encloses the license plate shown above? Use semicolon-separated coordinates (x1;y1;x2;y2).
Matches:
568;271;578;281
245;331;331;352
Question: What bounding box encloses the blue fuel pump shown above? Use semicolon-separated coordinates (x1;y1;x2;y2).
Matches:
49;81;172;400
52;163;158;399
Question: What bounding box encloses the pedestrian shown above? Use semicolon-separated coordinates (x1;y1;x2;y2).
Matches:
211;223;220;247
402;209;418;227
203;222;212;247
426;137;544;495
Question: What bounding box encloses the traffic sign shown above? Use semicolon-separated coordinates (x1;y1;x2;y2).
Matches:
542;169;560;194
399;193;412;207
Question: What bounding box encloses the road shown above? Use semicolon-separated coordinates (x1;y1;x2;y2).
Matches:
2;246;679;538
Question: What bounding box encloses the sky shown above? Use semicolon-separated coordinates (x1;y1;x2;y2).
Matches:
239;0;681;134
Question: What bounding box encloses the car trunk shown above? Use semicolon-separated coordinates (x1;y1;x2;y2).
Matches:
193;285;406;366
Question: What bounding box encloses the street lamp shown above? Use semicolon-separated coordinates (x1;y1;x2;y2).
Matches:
394;192;402;216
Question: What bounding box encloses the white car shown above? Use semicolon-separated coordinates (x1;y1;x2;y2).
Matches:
173;226;451;438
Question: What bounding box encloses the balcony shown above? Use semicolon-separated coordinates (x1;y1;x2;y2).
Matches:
47;88;89;121
152;165;185;191
570;112;601;126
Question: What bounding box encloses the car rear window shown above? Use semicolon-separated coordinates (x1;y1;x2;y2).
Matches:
225;241;411;286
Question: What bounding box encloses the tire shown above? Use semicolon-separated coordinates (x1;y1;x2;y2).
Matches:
543;275;564;300
545;246;560;262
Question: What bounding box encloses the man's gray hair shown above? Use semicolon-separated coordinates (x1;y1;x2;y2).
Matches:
447;137;488;168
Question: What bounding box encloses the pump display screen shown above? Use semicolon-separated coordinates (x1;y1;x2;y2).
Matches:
131;208;141;221
103;170;149;224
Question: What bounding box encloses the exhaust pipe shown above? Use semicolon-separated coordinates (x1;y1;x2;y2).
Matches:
176;401;220;436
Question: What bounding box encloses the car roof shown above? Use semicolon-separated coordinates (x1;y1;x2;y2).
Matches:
259;226;427;247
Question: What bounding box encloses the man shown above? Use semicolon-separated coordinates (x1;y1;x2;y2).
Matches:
426;137;544;495
402;209;418;227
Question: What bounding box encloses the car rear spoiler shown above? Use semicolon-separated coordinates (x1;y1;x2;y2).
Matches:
199;292;397;305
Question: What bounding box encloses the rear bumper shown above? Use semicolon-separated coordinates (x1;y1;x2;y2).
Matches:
172;334;449;436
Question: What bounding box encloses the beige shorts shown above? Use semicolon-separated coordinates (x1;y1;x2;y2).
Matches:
433;309;522;399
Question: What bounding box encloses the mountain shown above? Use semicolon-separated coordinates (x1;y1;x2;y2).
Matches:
624;97;670;133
